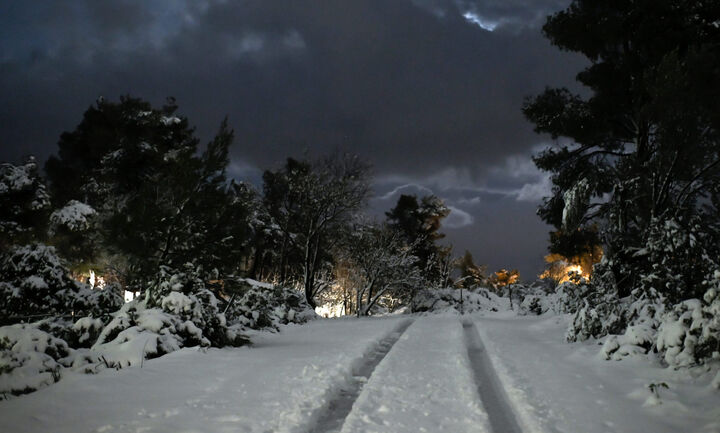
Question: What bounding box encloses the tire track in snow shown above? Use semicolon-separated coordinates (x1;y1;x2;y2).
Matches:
310;319;414;433
463;320;523;433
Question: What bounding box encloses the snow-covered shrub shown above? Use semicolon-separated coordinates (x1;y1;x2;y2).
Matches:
146;265;250;346
92;302;195;366
0;244;86;322
69;317;105;348
0;243;123;324
601;324;657;360
553;280;591;314
566;289;626;342
0;324;69;398
147;264;206;307
225;279;316;330
89;266;250;365
411;287;505;314
520;293;544;315
516;280;591;316
49;201;96;233
92;284;249;367
656;279;720;368
637;217;718;304
601;291;666;360
82;282;124;318
564;257;628;342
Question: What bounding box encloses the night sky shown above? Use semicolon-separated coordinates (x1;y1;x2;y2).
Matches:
0;0;587;279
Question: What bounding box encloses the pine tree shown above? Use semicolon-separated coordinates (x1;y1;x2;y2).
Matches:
454;250;486;289
386;194;450;285
0;156;51;251
523;0;720;297
44;96;253;293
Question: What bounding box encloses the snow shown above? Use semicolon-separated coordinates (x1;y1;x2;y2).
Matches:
1;313;717;432
471;313;720;433
49;200;96;232
0;162;35;194
340;316;491;432
0;317;407;433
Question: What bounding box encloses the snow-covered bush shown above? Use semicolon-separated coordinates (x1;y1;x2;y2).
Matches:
515;280;589;316
656;280;720;368
411;287;505;314
601;291;665;360
92;301;197;365
225;279;316;330
566;290;626;342
519;293;545;315
49;201;96;234
82;282;124;318
637;217;718;304
92;291;248;368
0;324;69;398
0;243;122;324
0;244;86;321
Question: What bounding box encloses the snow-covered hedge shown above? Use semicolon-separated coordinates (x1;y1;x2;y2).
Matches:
411;287;505;314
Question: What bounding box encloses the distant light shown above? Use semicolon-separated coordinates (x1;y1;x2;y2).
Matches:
463;12;498;31
125;290;139;303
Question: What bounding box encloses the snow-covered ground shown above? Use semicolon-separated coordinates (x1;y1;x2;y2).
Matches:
341;316;490;432
1;312;718;433
0;317;406;433
474;313;720;433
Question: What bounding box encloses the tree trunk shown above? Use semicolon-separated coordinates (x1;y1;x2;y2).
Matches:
303;235;316;309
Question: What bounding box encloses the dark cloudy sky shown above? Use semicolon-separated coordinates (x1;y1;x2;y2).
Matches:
0;0;587;279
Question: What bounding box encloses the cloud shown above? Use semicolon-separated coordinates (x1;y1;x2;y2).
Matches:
0;0;581;278
445;205;475;228
516;174;552;202
378;183;435;200
462;12;499;31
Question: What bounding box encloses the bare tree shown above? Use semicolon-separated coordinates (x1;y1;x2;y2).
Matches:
262;154;371;307
342;223;423;316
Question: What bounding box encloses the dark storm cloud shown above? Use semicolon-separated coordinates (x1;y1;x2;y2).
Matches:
0;0;585;277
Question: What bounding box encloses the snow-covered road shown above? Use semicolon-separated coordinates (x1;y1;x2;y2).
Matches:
1;314;717;433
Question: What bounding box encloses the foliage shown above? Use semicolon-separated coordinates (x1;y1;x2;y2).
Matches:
637;216;719;304
386;194;451;286
260;154;371;307
44;96;253;291
0;157;51;250
224;279;317;330
524;0;720;298
340;223;423;316
411;287;504;315
657;277;720;368
488;269;519;289
454;250;487;289
0;244;122;324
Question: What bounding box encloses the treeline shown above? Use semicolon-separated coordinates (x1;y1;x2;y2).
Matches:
1;96;460;321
